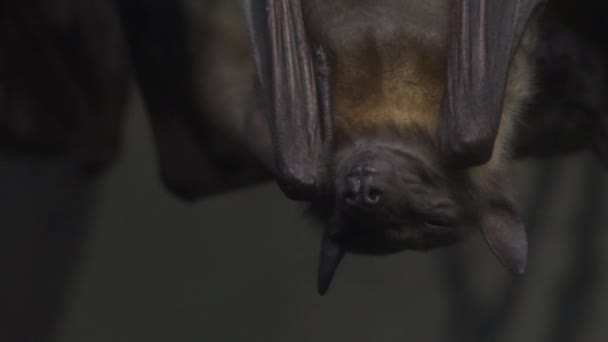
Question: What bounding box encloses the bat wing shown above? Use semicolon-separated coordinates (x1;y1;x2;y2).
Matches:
439;0;545;167
241;0;332;200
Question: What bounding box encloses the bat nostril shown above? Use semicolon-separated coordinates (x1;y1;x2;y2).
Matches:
343;179;360;206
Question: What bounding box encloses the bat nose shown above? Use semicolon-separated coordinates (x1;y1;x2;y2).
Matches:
343;166;383;207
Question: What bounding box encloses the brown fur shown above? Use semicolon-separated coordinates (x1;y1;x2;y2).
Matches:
326;13;536;178
199;0;536;185
333;36;446;138
200;0;536;190
302;0;535;179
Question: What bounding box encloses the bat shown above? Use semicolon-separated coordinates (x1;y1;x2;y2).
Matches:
122;0;606;296
240;0;545;295
5;0;605;300
115;0;272;201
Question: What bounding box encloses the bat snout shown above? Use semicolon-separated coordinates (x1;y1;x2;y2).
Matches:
343;176;383;207
341;164;391;210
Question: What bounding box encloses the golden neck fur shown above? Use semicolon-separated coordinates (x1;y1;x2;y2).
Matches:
303;0;536;173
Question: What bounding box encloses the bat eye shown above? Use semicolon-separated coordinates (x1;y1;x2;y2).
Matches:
422;217;453;230
423;221;447;229
365;188;382;204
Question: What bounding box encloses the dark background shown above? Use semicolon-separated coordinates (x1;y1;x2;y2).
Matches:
3;0;608;339
3;91;608;341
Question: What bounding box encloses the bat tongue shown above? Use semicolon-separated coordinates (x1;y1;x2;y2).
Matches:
317;234;345;296
480;202;528;275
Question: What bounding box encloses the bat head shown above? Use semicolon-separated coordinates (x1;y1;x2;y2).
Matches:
331;127;467;254
314;127;527;295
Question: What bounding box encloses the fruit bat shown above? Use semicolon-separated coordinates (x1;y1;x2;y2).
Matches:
115;0;272;200
240;0;545;295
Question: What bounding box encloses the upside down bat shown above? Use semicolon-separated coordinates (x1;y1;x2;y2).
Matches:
238;0;544;295
119;0;608;296
120;0;544;295
4;0;605;298
4;6;608;341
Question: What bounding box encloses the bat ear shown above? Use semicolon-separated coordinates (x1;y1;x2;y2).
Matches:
480;202;528;274
317;233;345;296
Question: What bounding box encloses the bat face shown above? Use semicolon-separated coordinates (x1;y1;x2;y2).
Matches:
326;128;471;255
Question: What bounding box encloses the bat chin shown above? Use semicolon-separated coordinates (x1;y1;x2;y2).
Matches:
317;221;466;296
331;222;467;255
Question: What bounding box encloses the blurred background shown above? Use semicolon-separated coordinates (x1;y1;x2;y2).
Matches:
3;0;608;341
4;88;608;342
